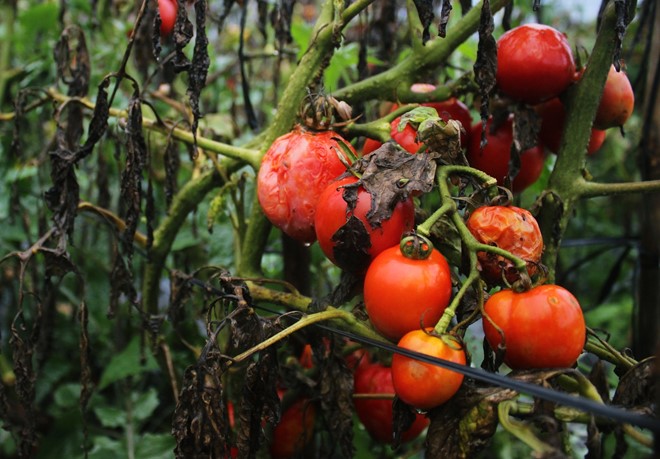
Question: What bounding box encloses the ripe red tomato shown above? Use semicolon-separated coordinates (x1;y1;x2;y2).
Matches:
363;83;472;154
257;126;355;243
482;284;586;369
314;176;415;273
363;245;452;341
536;97;606;156
391;330;466;409
158;0;178;37
466;205;543;285
269;392;317;459
593;65;635;129
496;24;576;104
353;361;429;443
466;117;546;193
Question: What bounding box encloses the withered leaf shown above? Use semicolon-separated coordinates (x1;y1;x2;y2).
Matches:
317;339;355;458
438;0;453;38
473;0;497;140
425;382;518;458
412;0;434;44
611;357;655;413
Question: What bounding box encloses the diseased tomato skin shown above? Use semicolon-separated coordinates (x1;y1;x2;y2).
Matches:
363;246;452;341
391;330;466;410
257;126;355;243
158;0;178;37
496;24;576;104
353;362;429;444
482;284;586;369
593;65;635;129
536;97;606;156
314;176;415;273
466;118;546;193
269;392;317;459
466;206;543;285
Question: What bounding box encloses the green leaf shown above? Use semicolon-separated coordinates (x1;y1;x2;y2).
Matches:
97;337;159;390
53;383;81;409
132;388;160;424
134;433;176;459
93;405;126;428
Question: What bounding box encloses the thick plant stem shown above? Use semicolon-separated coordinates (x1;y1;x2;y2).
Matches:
537;4;624;281
332;0;511;104
236;0;346;277
143;168;226;314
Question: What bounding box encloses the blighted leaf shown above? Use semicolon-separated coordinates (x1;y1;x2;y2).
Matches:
438;0;453;38
473;0;497;139
236;350;280;458
188;0;210;149
349;142;437;225
412;0;434;44
317;338;355;458
611;357;655;413
331;215;372;275
509;106;541;183
173;0;194;71
426;382;518;458
392;397;423;448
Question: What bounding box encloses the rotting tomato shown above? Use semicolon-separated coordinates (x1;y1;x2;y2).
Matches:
466;205;543;285
466;117;546;193
363;244;452;341
314;175;415;273
391;330;466;410
353;361;429;444
269;391;317;459
257;125;356;243
593;65;635;130
536;97;606;156
157;0;178;37
482;284;586;370
496;23;576;104
363;83;472;154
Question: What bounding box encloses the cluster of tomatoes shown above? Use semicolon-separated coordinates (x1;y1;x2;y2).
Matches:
251;20;629;452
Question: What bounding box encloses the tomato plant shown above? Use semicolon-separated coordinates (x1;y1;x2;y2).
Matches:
496;24;576;104
391;330;466;410
363;243;453;341
482;284;586;370
466;205;543;285
314;175;415;273
157;0;178;37
593;65;635;130
257;126;355;243
466;117;546;193
536;97;606;155
353;361;429;444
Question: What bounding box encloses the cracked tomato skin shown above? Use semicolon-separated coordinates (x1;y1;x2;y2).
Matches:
257;126;355;243
594;65;635;130
466;117;546;193
314;176;415;273
353;361;429;444
466;205;543;285
391;330;466;410
496;24;576;104
482;284;586;369
363;246;452;341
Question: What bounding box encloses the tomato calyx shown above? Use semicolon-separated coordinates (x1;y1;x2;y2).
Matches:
399;233;434;260
299;92;355;131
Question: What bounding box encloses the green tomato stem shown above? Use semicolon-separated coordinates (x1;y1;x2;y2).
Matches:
498;401;557;455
